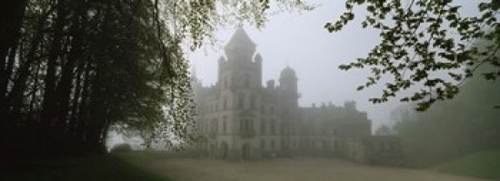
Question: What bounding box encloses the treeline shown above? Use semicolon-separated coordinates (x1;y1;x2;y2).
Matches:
0;0;195;159
393;65;500;167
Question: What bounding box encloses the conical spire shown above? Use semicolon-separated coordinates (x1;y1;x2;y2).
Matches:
224;27;256;55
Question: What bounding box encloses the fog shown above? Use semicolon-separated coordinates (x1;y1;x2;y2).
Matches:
189;0;390;129
187;0;482;130
3;0;499;181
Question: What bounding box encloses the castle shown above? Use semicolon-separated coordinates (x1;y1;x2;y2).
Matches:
191;28;400;163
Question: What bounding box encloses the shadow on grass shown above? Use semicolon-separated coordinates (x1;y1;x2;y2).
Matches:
0;153;171;181
435;150;500;180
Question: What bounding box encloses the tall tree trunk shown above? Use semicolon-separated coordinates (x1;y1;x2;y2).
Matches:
75;62;92;153
40;2;69;156
6;7;52;114
0;0;28;79
68;59;85;153
29;63;41;112
54;37;81;154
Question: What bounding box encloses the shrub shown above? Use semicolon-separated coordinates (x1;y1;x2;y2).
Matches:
110;143;132;153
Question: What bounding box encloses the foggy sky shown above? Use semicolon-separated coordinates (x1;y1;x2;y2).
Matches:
187;0;482;131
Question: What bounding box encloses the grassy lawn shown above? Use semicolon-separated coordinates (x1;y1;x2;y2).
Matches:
435;150;500;180
0;153;170;181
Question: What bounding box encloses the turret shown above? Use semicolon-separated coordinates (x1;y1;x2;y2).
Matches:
218;28;262;90
279;66;299;108
224;27;256;63
279;66;298;94
254;53;262;86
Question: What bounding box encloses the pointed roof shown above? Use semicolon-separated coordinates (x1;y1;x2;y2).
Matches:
280;66;297;79
224;27;256;51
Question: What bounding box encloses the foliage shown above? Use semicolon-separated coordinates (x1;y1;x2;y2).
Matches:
110;143;133;153
326;0;500;111
0;0;313;158
392;64;500;167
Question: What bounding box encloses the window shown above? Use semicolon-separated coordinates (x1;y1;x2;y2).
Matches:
215;119;219;134
270;120;276;135
224;77;228;89
281;124;285;135
281;140;285;150
244;120;247;131
260;120;265;134
391;142;397;151
223;116;227;134
260;139;265;149
249;119;253;131
244;73;250;88
240;120;244;132
223;96;228;110
204;120;208;133
238;93;244;109
250;95;256;110
210;119;214;133
271;139;275;150
240;119;252;132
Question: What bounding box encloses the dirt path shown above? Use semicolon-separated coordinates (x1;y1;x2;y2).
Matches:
146;157;488;181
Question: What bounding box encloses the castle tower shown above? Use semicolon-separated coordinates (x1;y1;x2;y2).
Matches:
218;27;262;105
279;66;299;108
214;28;264;160
224;27;256;63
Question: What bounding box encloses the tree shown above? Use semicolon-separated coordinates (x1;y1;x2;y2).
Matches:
326;0;500;111
0;0;312;159
392;69;500;166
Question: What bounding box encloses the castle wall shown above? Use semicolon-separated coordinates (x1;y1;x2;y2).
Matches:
190;28;388;162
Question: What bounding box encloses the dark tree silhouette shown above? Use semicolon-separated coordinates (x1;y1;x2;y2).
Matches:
0;0;312;160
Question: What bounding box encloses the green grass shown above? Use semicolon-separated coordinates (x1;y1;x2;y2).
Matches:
0;153;170;181
435;150;500;180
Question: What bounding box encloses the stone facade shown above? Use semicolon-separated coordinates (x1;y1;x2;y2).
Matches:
191;28;399;163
